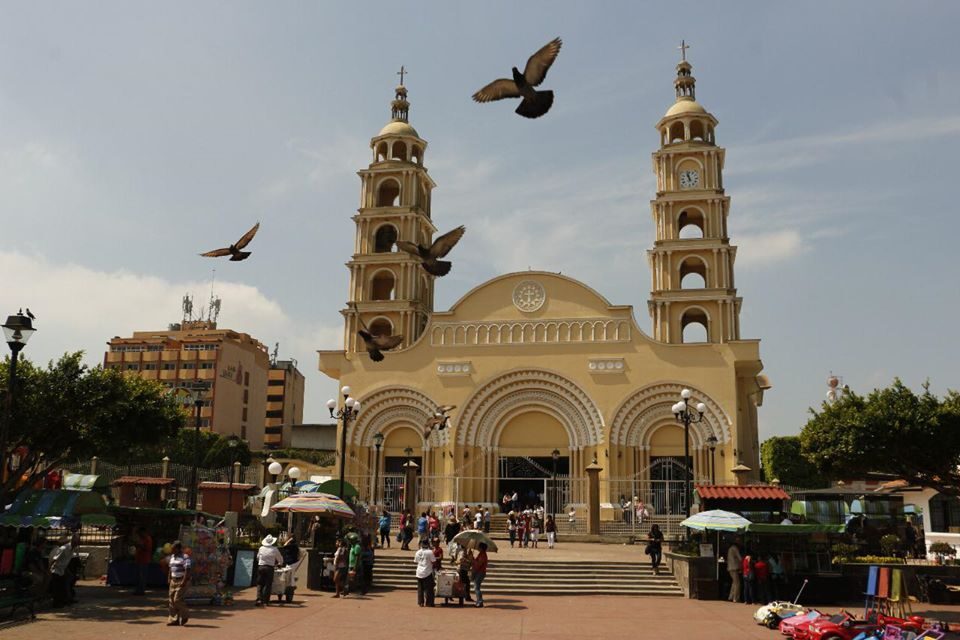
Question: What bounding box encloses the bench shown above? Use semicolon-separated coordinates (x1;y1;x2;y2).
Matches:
0;576;36;620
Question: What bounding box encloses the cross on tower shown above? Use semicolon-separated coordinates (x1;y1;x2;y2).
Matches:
678;40;690;62
397;65;408;86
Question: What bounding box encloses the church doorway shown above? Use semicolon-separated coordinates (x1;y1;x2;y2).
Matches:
649;456;692;516
494;410;570;512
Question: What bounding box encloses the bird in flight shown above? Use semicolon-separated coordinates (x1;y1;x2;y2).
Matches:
200;222;260;261
396;225;466;277
472;37;562;119
424;405;457;439
356;317;403;363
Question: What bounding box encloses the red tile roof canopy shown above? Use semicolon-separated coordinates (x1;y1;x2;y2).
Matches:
696;484;790;500
198;482;257;491
112;476;176;486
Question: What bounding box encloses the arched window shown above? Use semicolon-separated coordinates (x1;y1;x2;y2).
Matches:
370;270;396;301
418;184;428;209
373;225;398;253
411;145;422;165
390;141;407;161
669;122;684;144
707;126;715;143
679;256;708;289
375;142;388;162
368;317;393;337
678;209;705;239
681;308;709;343
690;120;705;141
376;179;401;207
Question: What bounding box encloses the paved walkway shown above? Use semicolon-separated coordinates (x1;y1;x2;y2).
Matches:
377;540;654;562
8;578;960;640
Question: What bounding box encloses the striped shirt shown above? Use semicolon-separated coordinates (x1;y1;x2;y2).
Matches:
168;553;192;579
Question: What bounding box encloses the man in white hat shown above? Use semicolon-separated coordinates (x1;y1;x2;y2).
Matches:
255;534;285;606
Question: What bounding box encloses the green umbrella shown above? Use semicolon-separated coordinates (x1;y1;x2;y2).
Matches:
315;479;358;499
343;532;360;545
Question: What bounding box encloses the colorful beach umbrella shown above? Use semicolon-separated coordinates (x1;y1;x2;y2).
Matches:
680;509;751;532
452;530;498;552
270;492;355;519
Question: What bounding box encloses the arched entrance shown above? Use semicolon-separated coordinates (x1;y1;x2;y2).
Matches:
381;426;422;512
495;411;570;511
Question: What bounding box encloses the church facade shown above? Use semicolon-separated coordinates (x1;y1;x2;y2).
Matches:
318;56;770;514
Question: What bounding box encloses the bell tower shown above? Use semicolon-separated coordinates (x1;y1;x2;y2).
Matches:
647;47;742;344
344;76;438;354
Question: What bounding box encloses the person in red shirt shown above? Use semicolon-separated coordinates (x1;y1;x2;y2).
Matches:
753;556;770;604
133;526;153;595
472;543;488;608
741;552;755;604
428;512;440;541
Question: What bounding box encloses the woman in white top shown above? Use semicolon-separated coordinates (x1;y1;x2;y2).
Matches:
414;540;435;607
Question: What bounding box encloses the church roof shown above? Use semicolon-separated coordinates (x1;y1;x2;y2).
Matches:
665;98;707;117
378;120;419;137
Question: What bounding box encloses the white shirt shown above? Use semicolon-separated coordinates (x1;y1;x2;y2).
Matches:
474;512;483;527
414;548;435;578
257;545;284;567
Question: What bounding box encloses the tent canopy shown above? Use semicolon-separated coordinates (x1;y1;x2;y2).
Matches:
1;489;114;528
314;479;358;499
62;473;109;492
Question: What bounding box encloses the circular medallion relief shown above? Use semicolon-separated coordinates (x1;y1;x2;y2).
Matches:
512;280;546;313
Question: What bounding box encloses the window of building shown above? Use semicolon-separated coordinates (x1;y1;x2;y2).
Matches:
242;407;248;422
267;394;284;402
162;363;176;370
373;225;398;253
146;345;164;352
266;410;284;419
144;363;158;370
240;424;247;439
184;344;218;351
243;389;249;404
125;364;140;371
930;493;960;533
181;362;196;370
199;362;214;369
268;379;284;386
244;372;250;386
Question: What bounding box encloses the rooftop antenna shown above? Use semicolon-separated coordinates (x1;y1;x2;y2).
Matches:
181;294;194;323
204;269;222;324
271;342;279;366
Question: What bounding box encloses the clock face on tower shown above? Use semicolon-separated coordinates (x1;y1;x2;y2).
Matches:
679;170;700;189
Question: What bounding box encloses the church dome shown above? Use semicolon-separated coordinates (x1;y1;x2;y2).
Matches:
378;120;419;137
665;98;707;118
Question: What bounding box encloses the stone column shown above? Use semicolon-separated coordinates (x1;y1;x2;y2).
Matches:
403;460;420;515
90;456;98;475
586;457;604;536
161;456;170;478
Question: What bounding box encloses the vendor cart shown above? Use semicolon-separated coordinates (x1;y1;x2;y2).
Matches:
271;550;305;604
437;569;463;599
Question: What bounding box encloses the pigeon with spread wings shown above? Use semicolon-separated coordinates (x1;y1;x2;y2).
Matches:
356;316;403;362
200;222;260;261
396;225;466;277
424;405;457;439
472;37;562;119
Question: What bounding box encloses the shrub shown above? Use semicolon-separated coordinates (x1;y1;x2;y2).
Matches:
880;534;901;557
929;542;957;563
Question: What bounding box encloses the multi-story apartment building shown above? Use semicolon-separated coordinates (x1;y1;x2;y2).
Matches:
104;321;271;450
265;359;305;449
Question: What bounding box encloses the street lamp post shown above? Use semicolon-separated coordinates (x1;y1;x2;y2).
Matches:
286;466;301;535
187;383;207;510
672;389;707;520
226;436;240;512
706;435;718;485
373;432;384;508
327;386;361;502
551;449;560;515
2;311;36;480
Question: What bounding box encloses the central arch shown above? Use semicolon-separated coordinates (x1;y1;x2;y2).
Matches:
457;368;605;450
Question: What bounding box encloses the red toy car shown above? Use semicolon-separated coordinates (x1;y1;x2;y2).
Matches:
780;610;825;637
794;612;853;640
806;611;925;640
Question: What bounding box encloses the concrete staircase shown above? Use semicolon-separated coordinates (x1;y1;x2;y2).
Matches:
373;556;683;596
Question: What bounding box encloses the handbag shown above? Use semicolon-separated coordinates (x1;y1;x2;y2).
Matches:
644;544;652;556
396;532;402;542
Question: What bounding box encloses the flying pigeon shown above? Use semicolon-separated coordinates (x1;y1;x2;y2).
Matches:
200;222;260;261
356;317;403;362
424;405;457;438
396;226;466;277
472;37;562;119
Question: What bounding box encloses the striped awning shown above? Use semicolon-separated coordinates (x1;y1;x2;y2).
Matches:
0;489;114;528
62;474;108;492
270;493;355;519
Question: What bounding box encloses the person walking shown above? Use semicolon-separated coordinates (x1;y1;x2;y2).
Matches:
428;511;441;542
164;541;191;626
472;542;488;608
378;511;391;549
726;541;743;603
402;511;414;550
255;534;284;606
333;538;349;598
511;490;519;512
545;514;557;549
349;536;362;595
647;524;664;575
483;508;491;534
742;551;755;605
361;537;375;595
753;554;770;604
417;512;429;546
49;534;75;608
456;546;474;605
474;506;483;531
132;526;153;596
531;511;541;548
517;513;527;548
444;515;461;546
507;512;517;548
502;493;511;514
414;539;435;607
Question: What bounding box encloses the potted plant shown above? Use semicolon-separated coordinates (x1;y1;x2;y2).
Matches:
929;541;956;565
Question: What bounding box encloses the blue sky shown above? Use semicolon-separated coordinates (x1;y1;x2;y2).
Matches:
0;2;957;439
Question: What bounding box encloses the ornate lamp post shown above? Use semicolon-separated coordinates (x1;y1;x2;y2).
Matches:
268;460;283;484
327;386;361;502
373;432;384;507
187;382;207;510
672;389;706;519
2;311;36;480
551;448;560;514
706;435;718;485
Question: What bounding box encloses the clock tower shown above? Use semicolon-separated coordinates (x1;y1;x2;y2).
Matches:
647;51;742;344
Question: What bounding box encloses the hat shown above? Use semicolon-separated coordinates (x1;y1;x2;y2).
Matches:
261;534;278;546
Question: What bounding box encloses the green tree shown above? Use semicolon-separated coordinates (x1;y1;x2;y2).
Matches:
760;436;828;488
153;429;252;468
0;352;184;504
800;379;960;496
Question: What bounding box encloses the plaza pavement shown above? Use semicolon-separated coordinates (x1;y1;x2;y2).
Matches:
9;576;960;640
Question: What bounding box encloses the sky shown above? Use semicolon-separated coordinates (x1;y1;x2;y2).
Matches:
0;2;958;441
